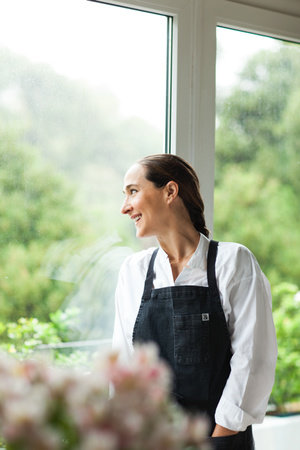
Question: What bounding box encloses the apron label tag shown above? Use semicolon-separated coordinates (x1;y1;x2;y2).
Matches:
202;313;209;321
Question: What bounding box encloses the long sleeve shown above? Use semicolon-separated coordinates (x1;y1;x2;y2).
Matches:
215;245;278;431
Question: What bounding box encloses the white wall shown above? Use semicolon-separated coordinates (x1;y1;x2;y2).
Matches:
254;415;300;450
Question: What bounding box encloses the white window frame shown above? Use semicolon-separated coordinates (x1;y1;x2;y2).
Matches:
91;0;300;231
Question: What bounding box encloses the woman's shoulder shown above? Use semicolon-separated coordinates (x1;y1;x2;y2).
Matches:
216;240;262;279
217;240;254;259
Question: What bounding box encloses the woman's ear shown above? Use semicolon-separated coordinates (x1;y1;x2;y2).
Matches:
165;181;179;204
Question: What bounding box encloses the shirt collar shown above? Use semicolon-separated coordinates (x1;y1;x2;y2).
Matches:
186;233;209;270
158;233;210;271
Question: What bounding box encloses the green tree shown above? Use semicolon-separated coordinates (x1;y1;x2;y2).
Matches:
0;129;86;321
216;45;300;179
214;44;300;285
214;166;300;283
270;283;300;408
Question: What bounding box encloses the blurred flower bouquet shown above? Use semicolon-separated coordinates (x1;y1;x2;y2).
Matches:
0;344;208;450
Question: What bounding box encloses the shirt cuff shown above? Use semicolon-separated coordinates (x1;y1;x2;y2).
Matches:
215;397;265;432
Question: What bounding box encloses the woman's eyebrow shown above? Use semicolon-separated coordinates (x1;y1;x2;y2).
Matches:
122;183;139;194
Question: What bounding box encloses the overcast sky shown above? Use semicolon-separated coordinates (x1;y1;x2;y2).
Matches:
0;0;280;130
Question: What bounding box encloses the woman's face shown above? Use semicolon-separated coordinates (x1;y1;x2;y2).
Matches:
121;163;168;238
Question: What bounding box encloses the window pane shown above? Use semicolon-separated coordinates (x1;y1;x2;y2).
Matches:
0;0;169;346
215;27;300;414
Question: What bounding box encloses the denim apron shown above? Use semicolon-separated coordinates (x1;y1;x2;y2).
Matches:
132;240;254;449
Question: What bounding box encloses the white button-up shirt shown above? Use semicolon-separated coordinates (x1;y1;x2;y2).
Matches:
112;234;277;431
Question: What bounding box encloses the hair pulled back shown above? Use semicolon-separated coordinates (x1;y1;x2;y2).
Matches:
138;154;210;238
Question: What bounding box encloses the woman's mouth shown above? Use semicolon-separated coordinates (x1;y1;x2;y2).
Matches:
132;214;142;225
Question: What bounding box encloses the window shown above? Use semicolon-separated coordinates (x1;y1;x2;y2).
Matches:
0;0;169;343
215;26;300;284
215;25;300;422
1;0;300;374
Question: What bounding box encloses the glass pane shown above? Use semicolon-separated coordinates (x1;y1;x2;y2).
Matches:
0;0;169;351
215;27;300;420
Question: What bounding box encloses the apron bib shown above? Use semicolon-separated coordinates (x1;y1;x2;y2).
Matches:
132;240;254;449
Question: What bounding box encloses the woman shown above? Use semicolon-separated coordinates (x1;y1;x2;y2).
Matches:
113;154;277;449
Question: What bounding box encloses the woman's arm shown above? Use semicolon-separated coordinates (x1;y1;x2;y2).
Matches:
215;245;277;432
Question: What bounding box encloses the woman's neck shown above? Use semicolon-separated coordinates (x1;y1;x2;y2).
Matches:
157;226;200;281
153;195;201;279
159;231;200;261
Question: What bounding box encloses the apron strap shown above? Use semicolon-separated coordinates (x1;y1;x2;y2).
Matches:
142;240;219;299
142;248;159;299
207;240;219;295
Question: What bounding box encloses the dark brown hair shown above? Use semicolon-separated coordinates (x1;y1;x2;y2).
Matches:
138;154;209;237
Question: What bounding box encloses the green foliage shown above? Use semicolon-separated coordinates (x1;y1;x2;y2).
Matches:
216;46;300;177
0;129;84;246
49;307;81;342
0;318;60;355
0;307;81;356
0;130;88;322
53;350;93;368
215;41;300;408
0;311;101;372
214;166;300;284
0;242;73;320
215;43;300;286
0;307;94;369
270;283;300;408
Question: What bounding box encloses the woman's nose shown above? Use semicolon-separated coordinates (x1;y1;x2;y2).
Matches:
120;197;132;215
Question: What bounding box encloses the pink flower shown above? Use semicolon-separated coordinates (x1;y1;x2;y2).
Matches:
0;344;207;449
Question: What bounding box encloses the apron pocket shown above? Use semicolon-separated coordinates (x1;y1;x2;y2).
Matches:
174;313;210;365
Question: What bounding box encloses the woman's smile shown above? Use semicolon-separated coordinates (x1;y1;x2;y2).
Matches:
131;213;142;225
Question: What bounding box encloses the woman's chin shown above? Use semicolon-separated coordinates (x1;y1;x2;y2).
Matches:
135;227;153;239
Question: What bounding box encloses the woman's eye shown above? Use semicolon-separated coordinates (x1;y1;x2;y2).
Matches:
130;189;138;195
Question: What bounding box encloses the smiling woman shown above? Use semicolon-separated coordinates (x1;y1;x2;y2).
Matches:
114;153;277;449
121;154;210;245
